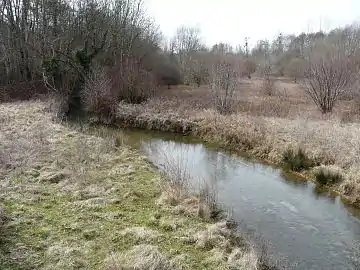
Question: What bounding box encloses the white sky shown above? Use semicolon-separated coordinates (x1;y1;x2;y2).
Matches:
144;0;360;48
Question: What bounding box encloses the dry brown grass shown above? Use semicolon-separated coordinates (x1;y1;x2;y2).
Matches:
152;77;360;121
115;78;360;206
0;100;260;269
104;245;176;270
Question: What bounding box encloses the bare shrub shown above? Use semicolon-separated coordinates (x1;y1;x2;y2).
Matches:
46;93;71;121
111;57;157;104
301;43;359;113
261;77;277;96
191;59;210;86
198;181;221;220
210;60;241;114
172;26;202;83
261;64;277;96
81;66;117;123
42;59;80;118
244;59;257;79
151;144;192;205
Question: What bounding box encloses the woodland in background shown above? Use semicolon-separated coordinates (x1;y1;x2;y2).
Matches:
1;0;360;117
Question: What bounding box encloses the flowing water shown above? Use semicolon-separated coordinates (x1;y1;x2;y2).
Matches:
106;128;360;269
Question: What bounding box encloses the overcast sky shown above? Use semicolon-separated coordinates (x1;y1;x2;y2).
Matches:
144;0;360;48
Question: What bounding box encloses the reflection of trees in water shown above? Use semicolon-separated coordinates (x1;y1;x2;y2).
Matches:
142;140;206;188
205;151;227;184
204;151;244;185
144;139;248;189
143;140;241;195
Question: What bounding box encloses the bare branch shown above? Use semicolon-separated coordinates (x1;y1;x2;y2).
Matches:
300;41;359;113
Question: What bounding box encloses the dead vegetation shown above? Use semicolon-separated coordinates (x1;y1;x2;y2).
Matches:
115;79;360;206
104;245;176;270
300;42;359;113
0;100;260;269
210;60;241;114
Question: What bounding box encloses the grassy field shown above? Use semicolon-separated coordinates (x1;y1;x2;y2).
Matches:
116;77;360;207
0;101;258;269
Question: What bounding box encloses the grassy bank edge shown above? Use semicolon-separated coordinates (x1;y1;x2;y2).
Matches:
113;108;359;209
0;101;263;270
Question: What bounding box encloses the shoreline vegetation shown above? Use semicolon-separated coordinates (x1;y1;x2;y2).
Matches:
2;0;360;268
0;101;269;269
113;83;360;209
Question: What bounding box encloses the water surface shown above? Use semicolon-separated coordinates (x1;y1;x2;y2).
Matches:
118;129;360;269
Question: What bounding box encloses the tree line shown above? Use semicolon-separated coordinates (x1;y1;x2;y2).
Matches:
1;0;360;116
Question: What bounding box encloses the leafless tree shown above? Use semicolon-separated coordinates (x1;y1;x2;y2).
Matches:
260;64;276;96
0;0;162;105
211;42;233;55
171;26;202;83
328;23;360;57
210;60;241;114
301;42;359;113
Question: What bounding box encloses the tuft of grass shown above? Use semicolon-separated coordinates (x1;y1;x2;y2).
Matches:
315;167;343;186
282;148;314;172
104;245;175;270
198;182;222;221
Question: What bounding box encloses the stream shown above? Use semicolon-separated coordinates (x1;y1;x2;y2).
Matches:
110;128;360;269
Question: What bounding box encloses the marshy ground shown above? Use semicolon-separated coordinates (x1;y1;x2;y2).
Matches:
0;101;258;269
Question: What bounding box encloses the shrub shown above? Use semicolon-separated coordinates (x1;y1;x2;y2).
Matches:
110;57;157;104
81;67;117;123
192;72;201;87
198;182;222;220
261;77;276;96
244;59;257;78
210;60;240;115
315;167;343;186
42;56;80;117
282;148;313;172
300;42;358;113
261;64;276;96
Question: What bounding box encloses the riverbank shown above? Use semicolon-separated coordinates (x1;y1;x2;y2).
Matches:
0;101;258;269
115;87;360;208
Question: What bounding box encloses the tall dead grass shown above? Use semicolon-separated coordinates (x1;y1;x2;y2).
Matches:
115;83;360;204
0;100;116;188
155;144;192;206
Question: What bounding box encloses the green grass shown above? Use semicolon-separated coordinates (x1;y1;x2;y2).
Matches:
0;149;211;269
0;101;256;270
315;168;343;186
282;148;314;172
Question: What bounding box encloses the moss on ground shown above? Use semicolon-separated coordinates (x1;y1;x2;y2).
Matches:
0;101;256;270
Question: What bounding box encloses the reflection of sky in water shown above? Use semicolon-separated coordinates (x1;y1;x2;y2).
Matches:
141;139;360;270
